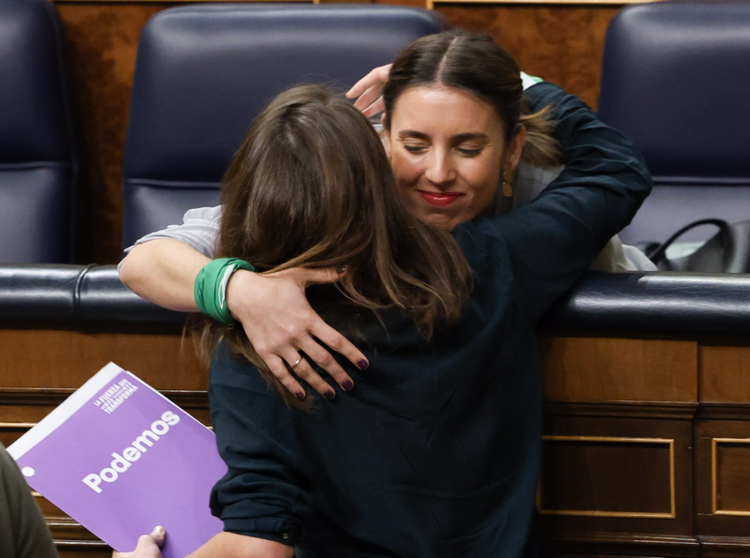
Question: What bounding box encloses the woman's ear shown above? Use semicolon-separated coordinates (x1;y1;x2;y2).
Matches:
381;113;392;159
506;125;526;171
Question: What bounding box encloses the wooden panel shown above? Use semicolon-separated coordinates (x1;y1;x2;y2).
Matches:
0;424;31;447
540;436;674;518
435;4;619;109
542;415;693;538
700;536;750;558
35;493;68;518
57;543;110;558
712;439;750;515
0;330;206;390
542;338;698;403
696;420;750;538
700;346;750;404
549;534;700;558
55;2;170;264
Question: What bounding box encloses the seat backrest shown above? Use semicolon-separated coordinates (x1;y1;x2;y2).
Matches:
0;0;77;263
121;4;448;250
598;1;750;245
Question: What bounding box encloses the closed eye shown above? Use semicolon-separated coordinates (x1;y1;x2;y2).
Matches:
403;144;428;154
457;147;482;157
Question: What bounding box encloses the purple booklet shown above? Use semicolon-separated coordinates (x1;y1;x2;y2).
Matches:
8;362;227;558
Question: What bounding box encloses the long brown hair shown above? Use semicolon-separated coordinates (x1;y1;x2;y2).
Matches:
383;30;560;168
195;85;471;407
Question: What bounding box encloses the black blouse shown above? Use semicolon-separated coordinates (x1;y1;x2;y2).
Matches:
208;82;652;558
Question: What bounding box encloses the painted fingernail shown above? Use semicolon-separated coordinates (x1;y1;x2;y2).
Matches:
358;359;369;370
295;391;306;401
324;390;336;401
337;265;348;275
342;380;354;392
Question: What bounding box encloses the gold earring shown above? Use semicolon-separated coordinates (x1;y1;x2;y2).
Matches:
502;169;513;198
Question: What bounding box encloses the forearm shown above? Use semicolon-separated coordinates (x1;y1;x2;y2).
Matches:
120;234;365;398
119;239;209;312
185;532;293;558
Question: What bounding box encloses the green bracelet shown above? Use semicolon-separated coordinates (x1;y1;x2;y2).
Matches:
194;258;255;325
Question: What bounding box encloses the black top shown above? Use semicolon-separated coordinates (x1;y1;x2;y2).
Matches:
208;82;652;558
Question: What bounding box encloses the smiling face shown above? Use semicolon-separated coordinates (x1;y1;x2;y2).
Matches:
383;85;525;231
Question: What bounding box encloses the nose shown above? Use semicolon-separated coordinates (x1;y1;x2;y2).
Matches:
424;149;456;187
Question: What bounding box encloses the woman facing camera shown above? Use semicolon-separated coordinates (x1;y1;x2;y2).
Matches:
117;41;651;558
119;30;654;403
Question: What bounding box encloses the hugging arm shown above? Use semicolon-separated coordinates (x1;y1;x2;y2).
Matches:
119;208;368;400
490;82;653;320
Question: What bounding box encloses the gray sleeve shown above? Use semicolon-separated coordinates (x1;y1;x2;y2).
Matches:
121;206;222;265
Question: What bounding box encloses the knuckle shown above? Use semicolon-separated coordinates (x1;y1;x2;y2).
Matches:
326;336;343;351
294;366;312;379
317;352;333;366
270;368;286;379
287;325;305;341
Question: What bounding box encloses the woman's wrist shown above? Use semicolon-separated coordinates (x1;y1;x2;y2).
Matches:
225;269;258;322
194;258;255;324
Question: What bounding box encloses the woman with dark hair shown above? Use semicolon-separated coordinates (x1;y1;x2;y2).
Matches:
117;36;651;557
120;30;654;403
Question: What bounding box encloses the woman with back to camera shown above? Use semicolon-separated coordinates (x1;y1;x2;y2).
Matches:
118;30;655;403
117;32;651;558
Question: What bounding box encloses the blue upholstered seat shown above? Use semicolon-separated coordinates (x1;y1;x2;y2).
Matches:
0;0;77;263
599;1;750;246
121;4;448;250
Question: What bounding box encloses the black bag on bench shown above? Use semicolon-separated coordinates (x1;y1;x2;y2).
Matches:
647;219;750;274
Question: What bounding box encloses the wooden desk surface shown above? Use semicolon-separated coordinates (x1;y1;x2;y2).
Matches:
3;330;749;557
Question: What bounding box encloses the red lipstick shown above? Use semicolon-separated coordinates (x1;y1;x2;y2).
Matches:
418;191;464;207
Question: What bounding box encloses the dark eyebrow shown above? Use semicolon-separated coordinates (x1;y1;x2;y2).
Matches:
451;133;489;143
397;130;430;141
397;131;490;143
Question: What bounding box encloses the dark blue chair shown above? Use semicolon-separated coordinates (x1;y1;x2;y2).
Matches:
598;1;750;247
0;0;77;263
121;4;448;250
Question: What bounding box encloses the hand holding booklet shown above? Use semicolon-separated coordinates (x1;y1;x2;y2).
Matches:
8;363;227;558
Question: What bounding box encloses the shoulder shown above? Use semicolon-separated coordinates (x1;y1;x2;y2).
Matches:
523;81;567;103
182;205;222;223
512;161;565;209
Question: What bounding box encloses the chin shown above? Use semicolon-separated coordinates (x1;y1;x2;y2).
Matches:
422;213;457;231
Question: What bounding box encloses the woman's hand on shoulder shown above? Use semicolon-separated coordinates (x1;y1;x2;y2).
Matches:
346;64;392;117
226;267;369;401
